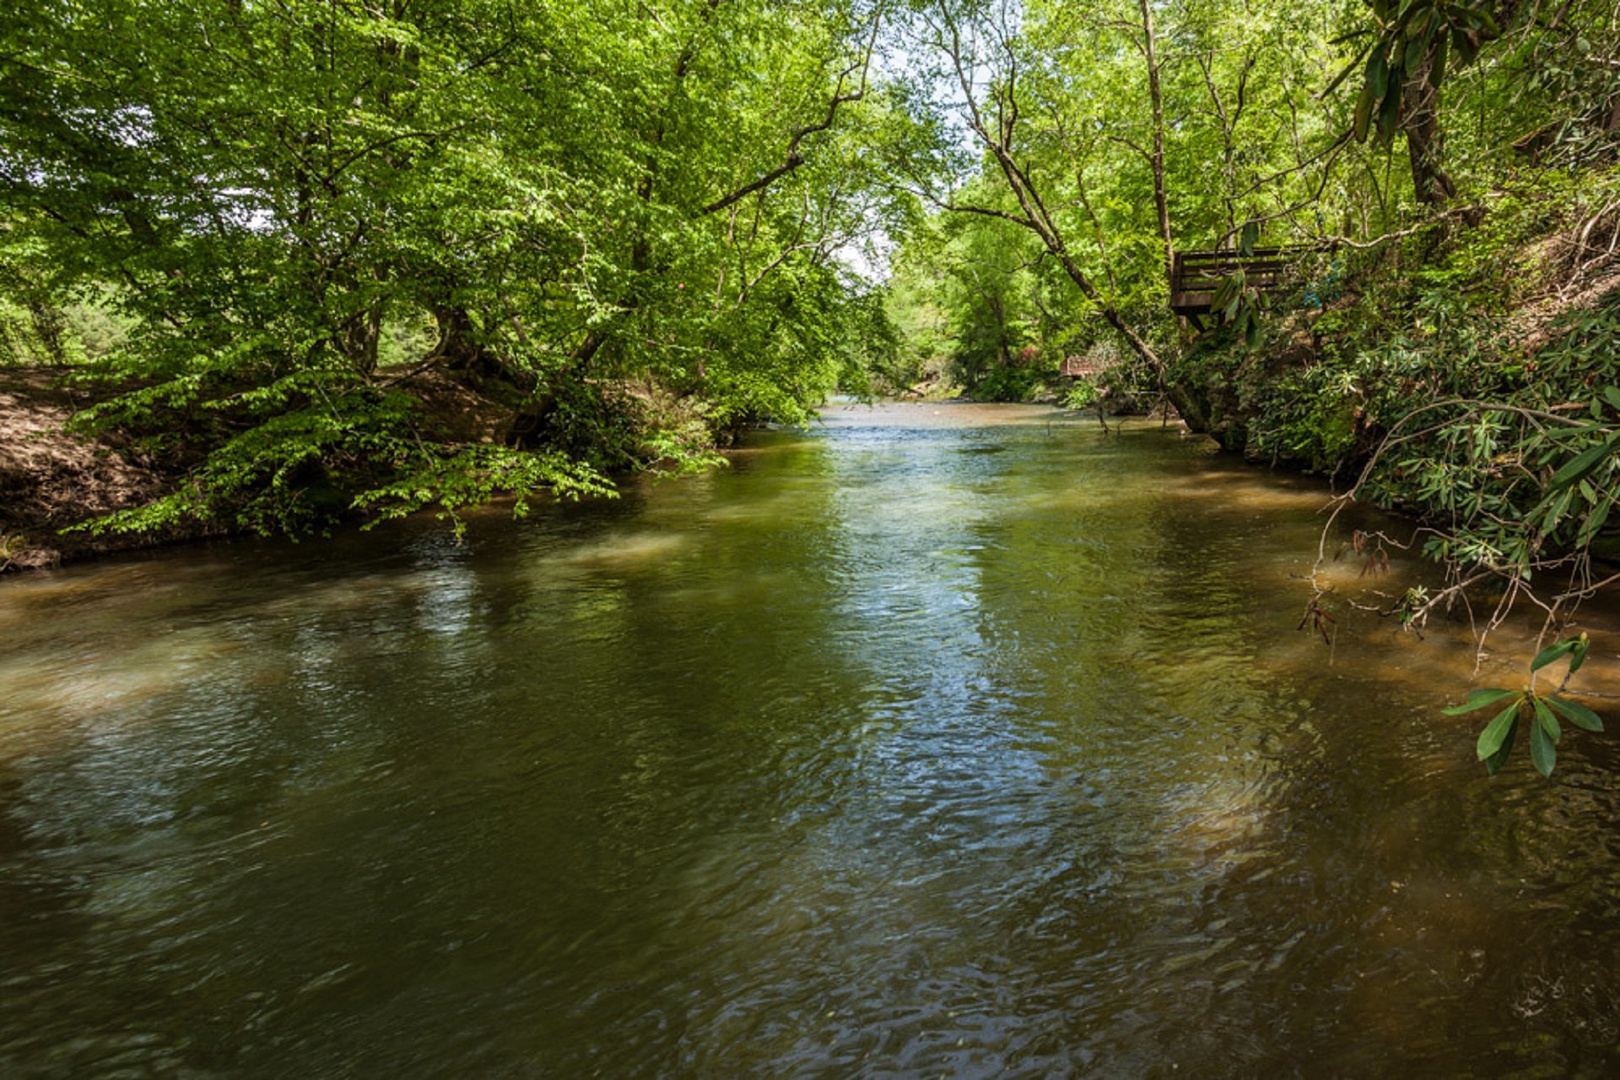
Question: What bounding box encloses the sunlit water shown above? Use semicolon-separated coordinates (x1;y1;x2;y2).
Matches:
3;402;1620;1077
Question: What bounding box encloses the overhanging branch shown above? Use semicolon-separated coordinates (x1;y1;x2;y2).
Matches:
699;15;880;217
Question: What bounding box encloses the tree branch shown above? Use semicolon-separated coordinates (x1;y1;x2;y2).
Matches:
699;15;880;216
1314;205;1480;249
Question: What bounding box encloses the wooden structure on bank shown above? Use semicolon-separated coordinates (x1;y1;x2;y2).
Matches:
1059;351;1116;379
1169;245;1324;328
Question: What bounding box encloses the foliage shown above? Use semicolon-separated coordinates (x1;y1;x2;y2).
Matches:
884;0;1359;405
1444;636;1604;776
1339;0;1499;144
1348;274;1620;586
352;445;616;538
881;208;1047;398
0;0;925;535
1166;147;1616;775
1062;379;1100;411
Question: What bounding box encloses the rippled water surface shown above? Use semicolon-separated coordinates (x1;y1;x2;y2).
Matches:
4;402;1620;1077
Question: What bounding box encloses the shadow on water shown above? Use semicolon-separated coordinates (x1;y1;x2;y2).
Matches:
2;401;1619;1076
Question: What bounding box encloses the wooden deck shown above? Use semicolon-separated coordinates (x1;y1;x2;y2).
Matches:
1059;353;1115;378
1169;245;1323;327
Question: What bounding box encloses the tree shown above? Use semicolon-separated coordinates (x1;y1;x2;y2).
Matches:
1336;0;1620;206
0;0;921;534
889;0;1349;406
911;0;1173;388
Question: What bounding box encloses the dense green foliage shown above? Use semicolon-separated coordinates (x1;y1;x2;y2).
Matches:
1;0;924;532
884;0;1352;398
884;0;1619;405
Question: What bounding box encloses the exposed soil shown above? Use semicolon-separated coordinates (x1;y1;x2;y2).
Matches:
0;363;529;571
0;368;188;569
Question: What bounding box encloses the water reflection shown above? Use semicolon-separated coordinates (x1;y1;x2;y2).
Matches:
2;402;1619;1076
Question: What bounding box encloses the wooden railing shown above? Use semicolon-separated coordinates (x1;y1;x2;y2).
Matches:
1169;245;1325;326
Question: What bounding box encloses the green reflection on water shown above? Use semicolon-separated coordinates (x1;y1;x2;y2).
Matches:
2;402;1619;1077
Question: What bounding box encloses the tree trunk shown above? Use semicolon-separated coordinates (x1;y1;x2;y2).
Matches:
1402;53;1456;206
431;304;536;406
431;305;483;371
1139;0;1174;271
345;307;382;377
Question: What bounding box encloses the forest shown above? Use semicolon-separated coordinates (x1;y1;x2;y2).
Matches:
13;7;1620;1069
3;0;1620;645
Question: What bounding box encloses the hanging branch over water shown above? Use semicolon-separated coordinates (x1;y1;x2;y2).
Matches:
917;1;1175;397
700;15;882;217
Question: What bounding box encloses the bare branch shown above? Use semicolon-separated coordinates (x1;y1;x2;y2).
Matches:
1315;205;1481;249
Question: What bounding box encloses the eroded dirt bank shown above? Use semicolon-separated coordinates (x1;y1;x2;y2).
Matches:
0;364;687;571
0;368;190;569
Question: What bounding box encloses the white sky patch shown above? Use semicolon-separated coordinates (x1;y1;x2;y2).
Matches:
835;230;895;284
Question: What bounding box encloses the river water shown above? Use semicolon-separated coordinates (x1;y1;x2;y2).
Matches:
2;401;1619;1077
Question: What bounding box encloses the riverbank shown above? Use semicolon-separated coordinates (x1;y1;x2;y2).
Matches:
0;369;1139;572
0;367;190;569
0;363;546;570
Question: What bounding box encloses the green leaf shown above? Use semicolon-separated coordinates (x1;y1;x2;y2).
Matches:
1600;385;1620;413
1239;220;1260;258
1476;699;1522;760
1532;695;1562;743
1376;78;1403;140
1530;638;1578;673
1483;717;1517;774
1442;686;1517;714
1529;711;1557;776
1365;48;1389;100
1353;84;1375;142
1404;32;1428;71
1390;0;1424;35
1547;433;1620;493
1577;500;1612;546
1538;487;1574;532
1453;27;1478;66
1430;32;1448;87
1544;695;1604;732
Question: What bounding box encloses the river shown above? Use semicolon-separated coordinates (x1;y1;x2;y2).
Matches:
3;401;1618;1076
